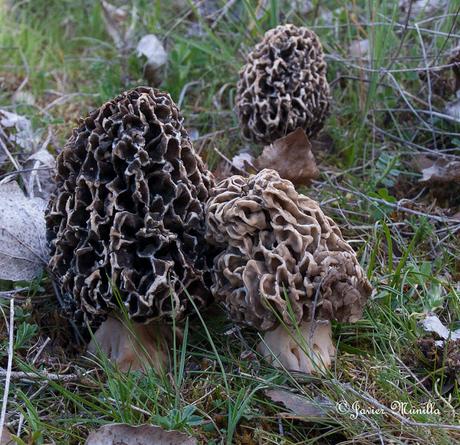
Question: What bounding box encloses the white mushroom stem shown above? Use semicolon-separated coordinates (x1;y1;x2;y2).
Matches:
87;317;179;373
257;320;336;374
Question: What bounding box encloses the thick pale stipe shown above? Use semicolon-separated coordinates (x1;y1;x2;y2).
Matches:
87;317;178;373
257;320;336;374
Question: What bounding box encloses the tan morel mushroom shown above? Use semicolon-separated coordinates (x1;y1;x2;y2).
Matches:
46;86;214;370
236;24;331;144
205;169;372;373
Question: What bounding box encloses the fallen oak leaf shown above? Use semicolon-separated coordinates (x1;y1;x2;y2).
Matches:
85;423;197;445
0;181;48;281
254;128;319;186
264;389;332;419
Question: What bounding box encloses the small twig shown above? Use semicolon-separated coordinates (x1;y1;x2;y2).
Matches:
0;129;21;171
31;337;51;365
277;417;284;436
0;166;53;182
330;75;392;89
385;0;412;75
195;126;238;143
210;0;237;28
391;350;433;399
213;146;248;176
16;414;24;438
429;4;460;67
369;123;460;159
318;180;460;225
414;23;437;149
385;72;433;132
190;386;217;405
0;288;30;299
212;83;233;111
327;53;460;73
0;367;87;383
43;93;100;112
0;299;14;445
106;397;151;416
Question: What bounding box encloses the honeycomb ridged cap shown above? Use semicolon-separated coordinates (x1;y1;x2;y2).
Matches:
236;24;331;144
46;86;214;326
205;169;371;331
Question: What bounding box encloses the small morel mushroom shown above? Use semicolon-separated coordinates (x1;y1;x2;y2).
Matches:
46;87;214;369
236;24;331;144
205;169;372;373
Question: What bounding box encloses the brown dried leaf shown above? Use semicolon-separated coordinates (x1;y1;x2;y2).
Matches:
212;159;232;181
265;389;331;418
254;128;319;186
414;155;460;184
85;423;197;445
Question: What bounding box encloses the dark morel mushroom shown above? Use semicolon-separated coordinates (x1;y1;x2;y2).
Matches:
205;169;372;373
46;87;214;329
236;24;331;144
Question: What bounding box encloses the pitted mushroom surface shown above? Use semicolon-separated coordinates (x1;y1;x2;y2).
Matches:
46;86;214;327
236;24;331;144
206;169;371;330
205;169;372;372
